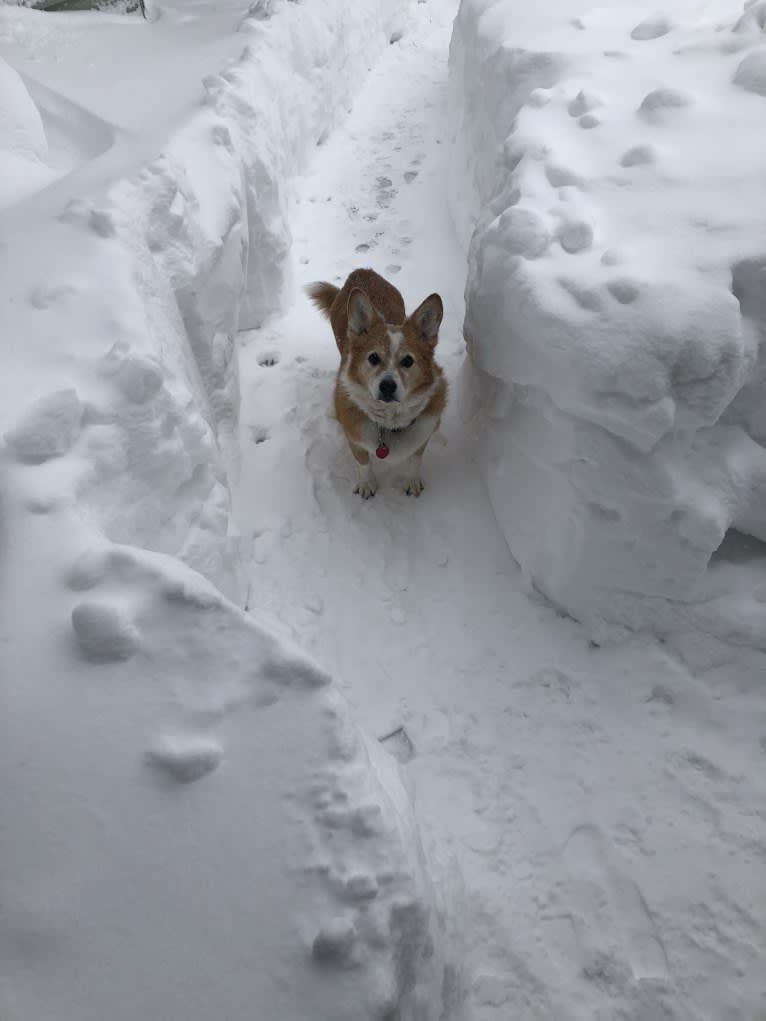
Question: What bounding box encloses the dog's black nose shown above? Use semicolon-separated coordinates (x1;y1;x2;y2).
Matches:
378;376;397;402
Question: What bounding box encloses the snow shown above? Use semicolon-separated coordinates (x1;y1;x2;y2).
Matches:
734;45;766;93
449;0;766;640
3;532;454;1021
3;0;766;1019
2;1;457;1019
234;3;765;1019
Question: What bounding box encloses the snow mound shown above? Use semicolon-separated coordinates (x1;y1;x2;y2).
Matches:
2;218;242;596
733;46;766;93
0;56;47;158
0;56;58;208
449;0;766;638
1;0;412;597
1;524;454;1021
0;57;117;211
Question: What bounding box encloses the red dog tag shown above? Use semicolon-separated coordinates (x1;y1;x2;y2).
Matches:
375;444;389;460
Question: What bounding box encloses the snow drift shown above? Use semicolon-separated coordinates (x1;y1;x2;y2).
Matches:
449;0;766;639
0;522;455;1021
1;0;461;1018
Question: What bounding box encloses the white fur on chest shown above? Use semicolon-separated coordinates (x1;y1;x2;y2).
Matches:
360;414;438;466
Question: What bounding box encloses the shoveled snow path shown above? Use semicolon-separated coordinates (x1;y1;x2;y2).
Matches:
235;5;766;1019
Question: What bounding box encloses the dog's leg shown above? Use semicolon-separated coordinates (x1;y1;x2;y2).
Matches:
402;441;428;497
351;445;377;499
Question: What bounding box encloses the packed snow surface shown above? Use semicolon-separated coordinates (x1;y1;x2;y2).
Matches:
3;0;766;1019
450;0;766;639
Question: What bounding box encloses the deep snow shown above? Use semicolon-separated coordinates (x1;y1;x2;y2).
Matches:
236;3;766;1019
2;0;766;1019
450;0;766;640
1;1;458;1019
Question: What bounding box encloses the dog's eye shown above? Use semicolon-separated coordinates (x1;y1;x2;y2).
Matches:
368;353;381;366
400;355;414;368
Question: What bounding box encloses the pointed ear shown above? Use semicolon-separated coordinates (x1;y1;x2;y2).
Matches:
410;293;443;344
347;288;376;336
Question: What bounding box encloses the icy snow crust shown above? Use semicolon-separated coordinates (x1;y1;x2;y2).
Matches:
450;0;766;639
1;1;458;1019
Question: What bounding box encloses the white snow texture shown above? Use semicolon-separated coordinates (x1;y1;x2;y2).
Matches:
450;0;766;639
1;1;457;1019
4;0;766;1018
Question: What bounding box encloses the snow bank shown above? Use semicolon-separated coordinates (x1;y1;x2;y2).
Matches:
1;0;411;594
449;0;766;638
0;56;116;211
145;0;415;450
0;517;455;1020
2;0;461;1017
0;57;56;208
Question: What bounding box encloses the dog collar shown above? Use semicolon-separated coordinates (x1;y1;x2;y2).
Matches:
375;417;417;459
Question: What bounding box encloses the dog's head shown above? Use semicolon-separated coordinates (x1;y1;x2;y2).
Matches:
341;287;444;425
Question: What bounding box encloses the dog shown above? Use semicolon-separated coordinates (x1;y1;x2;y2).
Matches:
306;268;447;498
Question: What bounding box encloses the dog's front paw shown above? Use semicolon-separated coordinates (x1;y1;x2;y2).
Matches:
354;480;378;499
403;475;424;497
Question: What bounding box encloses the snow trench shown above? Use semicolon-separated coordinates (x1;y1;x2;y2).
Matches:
2;0;415;598
449;0;766;641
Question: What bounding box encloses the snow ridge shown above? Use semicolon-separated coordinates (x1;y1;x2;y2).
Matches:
449;0;766;640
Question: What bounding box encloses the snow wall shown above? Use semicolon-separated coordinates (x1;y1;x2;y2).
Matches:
448;0;766;641
1;2;464;1019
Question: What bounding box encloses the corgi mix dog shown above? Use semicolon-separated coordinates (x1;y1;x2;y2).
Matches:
306;268;447;498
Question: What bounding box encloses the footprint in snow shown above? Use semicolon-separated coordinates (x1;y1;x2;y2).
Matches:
607;278;640;304
379;725;415;764
6;388;83;464
561;823;670;984
568;90;602;117
558;221;593;254
250;426;269;445
376;176;396;208
620;144;656;167
631;14;673;40
638;88;693;121
734;50;766;96
72;601;140;662
545;163;582;188
29;281;80;309
257;351;280;367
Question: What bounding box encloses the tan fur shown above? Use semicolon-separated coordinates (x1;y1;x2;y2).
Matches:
306;268;406;353
305;282;340;326
306;268;447;498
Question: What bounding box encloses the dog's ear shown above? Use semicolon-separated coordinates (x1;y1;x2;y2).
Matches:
347;288;376;336
410;293;443;345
